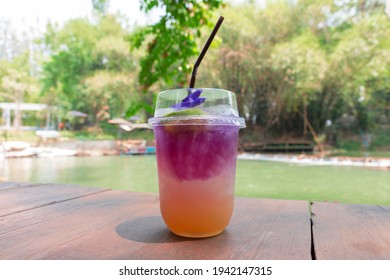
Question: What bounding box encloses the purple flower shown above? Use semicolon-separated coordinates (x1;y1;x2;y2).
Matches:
171;89;206;109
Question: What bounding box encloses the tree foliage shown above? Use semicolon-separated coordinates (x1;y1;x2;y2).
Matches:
40;15;139;125
196;0;389;141
127;0;223;90
0;0;388;145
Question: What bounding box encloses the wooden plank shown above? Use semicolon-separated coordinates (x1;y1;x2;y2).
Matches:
311;202;390;259
0;188;312;260
0;181;29;190
0;183;109;217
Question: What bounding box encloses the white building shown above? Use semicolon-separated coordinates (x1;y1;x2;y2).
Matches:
0;102;56;130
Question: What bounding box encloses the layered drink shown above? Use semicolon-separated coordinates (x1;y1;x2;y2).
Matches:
149;88;245;238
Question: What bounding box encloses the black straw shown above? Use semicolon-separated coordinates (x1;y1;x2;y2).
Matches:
189;16;224;88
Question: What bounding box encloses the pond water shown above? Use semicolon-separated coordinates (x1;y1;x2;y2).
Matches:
1;155;389;206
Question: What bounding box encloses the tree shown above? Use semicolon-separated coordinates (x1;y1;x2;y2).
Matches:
41;19;98;109
80;71;139;129
41;15;138;125
197;0;306;135
127;0;224;90
122;0;225;118
196;0;389;143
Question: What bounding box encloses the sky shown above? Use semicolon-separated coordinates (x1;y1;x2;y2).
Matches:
0;0;156;35
0;0;270;37
1;0;389;31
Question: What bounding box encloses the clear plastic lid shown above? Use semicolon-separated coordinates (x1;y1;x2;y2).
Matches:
148;88;246;128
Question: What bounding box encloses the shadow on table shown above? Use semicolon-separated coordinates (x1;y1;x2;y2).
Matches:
116;216;194;243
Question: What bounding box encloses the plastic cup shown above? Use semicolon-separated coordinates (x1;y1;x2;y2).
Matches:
149;88;245;238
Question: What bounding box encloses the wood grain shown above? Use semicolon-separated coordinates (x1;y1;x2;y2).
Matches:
0;183;109;217
311;202;390;259
0;184;312;260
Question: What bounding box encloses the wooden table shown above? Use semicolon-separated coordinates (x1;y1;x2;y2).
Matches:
1;182;390;260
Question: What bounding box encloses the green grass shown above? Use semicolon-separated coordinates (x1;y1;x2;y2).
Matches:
328;150;390;158
235;160;390;206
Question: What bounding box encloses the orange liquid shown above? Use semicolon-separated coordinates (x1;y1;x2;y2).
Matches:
158;172;235;238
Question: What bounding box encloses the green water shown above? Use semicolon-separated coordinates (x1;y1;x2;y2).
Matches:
2;156;389;206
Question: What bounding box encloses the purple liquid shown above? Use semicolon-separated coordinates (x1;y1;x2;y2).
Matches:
154;125;239;181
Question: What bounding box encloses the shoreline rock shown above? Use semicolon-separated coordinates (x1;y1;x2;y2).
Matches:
238;153;390;168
